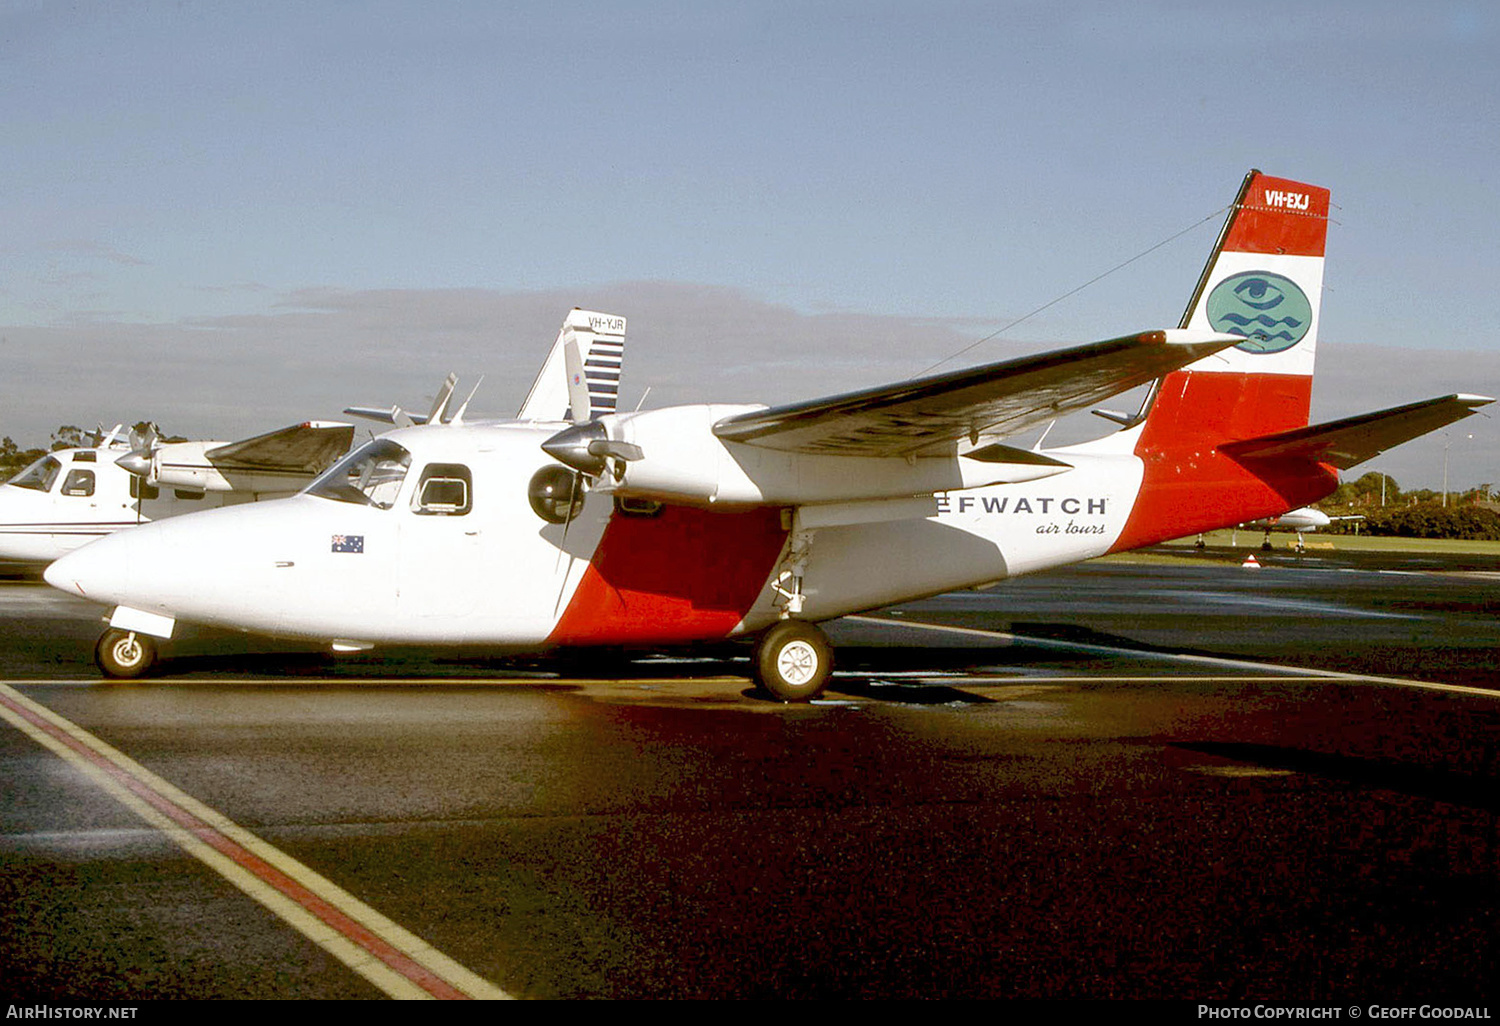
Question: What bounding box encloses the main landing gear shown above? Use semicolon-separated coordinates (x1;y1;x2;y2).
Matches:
95;628;158;679
752;620;834;702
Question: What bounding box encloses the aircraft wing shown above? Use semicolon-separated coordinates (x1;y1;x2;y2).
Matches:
203;421;356;474
1220;394;1493;469
710;330;1244;457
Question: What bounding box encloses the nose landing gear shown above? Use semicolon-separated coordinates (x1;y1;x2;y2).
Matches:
95;629;158;679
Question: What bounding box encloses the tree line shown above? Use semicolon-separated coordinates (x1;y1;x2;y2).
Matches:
0;426;94;478
0;424;181;479
1319;471;1500;540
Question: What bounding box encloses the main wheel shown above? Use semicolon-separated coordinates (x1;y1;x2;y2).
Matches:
753;620;833;702
95;629;157;679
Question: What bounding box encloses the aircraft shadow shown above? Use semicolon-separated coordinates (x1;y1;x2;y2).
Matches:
1174;740;1500;814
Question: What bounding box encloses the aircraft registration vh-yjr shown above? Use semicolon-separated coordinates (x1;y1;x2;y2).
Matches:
45;171;1492;699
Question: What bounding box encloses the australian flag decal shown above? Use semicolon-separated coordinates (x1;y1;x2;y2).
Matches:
331;534;364;553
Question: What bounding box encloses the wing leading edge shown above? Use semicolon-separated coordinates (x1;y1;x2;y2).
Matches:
710;329;1245;458
1220;394;1493;469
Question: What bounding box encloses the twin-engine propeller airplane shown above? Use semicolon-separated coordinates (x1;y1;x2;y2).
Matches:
0;421;353;573
1239;505;1363;551
46;171;1492;698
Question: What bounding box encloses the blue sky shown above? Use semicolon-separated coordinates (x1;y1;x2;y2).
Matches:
3;1;1498;488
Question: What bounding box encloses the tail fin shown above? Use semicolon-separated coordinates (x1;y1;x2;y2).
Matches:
1139;170;1330;443
517;309;627;422
1109;172;1335;550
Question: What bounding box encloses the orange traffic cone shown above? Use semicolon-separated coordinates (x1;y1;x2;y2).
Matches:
1241;554;1262;569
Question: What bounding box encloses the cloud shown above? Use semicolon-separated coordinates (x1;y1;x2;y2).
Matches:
1;282;1494;490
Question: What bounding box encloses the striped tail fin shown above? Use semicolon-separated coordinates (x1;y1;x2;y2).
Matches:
517;309;627;422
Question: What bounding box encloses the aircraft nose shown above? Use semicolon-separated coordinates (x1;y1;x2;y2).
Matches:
44;529;138;602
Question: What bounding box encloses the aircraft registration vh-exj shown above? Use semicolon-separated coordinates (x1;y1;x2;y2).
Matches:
45;171;1492;700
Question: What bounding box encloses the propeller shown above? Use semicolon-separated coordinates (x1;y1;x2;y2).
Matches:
116;422;162;479
116;423;162;526
539;421;642;482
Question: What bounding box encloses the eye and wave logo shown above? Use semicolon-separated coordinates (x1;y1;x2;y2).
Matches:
1206;271;1312;354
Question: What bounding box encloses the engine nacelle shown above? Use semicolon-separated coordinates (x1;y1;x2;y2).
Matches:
121;442;311;495
561;405;1069;507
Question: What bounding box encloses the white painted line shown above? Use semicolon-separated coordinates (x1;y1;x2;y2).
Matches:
0;683;511;1000
846;615;1500;699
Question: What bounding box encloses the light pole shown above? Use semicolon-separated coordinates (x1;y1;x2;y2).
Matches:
1442;433;1474;508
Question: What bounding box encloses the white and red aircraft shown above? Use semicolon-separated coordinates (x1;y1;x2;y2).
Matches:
45;172;1491;698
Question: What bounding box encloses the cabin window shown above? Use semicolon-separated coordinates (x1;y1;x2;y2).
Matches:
73;450;96;463
8;456;62;493
174;489;205;500
61;469;95;497
129;478;160;500
307;438;412;510
412;463;472;516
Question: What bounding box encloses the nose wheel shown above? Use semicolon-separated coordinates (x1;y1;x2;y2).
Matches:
752;620;833;702
95;629;158;679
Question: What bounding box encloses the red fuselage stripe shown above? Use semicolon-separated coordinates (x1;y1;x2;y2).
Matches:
547;505;789;645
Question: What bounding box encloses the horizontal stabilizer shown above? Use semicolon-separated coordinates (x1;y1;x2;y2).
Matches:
1220;394;1493;469
712;329;1243;458
342;405;427;427
204;421;355;474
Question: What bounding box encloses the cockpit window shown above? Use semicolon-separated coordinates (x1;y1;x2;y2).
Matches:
306;439;412;509
8;456;62;493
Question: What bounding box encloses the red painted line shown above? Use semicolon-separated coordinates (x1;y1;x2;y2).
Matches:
0;690;468;1000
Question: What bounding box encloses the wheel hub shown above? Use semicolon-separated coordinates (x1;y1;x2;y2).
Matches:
777;640;819;686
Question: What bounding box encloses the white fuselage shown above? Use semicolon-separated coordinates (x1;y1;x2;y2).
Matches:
43;422;1149;648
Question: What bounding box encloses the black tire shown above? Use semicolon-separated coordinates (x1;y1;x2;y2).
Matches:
95;629;157;679
753;620;833;702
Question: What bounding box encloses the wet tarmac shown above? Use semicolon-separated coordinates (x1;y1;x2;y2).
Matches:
2;550;1498;1000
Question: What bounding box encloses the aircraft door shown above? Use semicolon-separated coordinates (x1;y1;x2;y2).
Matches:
397;462;485;621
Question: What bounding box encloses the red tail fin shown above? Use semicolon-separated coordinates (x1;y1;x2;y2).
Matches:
1145;170;1331;444
1110;171;1337;549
